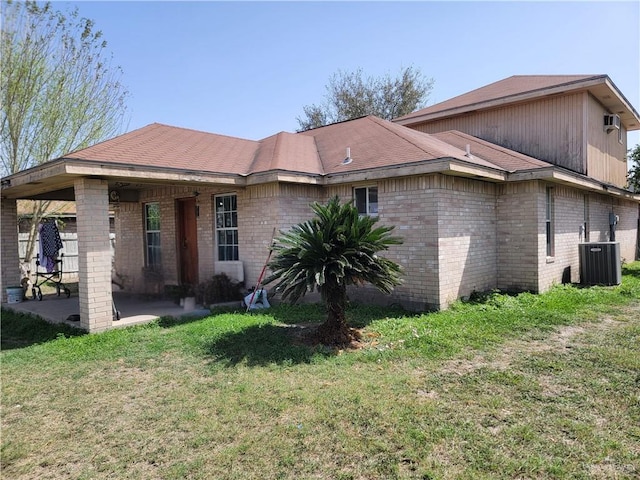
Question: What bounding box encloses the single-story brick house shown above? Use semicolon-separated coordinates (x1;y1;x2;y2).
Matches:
1;74;639;332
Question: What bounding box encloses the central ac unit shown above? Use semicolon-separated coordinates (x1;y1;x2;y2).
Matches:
603;114;621;132
579;242;621;286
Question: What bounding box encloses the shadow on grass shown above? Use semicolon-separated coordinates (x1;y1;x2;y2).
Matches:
0;308;85;350
204;322;332;367
622;263;640;279
202;302;413;367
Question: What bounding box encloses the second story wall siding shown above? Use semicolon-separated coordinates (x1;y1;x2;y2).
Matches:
413;92;585;174
586;93;628;188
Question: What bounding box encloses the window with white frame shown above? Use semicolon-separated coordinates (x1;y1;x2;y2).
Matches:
546;187;555;257
354;186;378;216
215;194;238;261
144;202;161;269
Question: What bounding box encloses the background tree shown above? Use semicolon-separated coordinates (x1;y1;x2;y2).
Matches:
296;66;433;131
265;196;403;346
627;144;640;192
1;0;128;263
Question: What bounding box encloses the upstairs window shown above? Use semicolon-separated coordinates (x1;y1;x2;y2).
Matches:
215;194;238;261
354;186;378;216
144;202;161;269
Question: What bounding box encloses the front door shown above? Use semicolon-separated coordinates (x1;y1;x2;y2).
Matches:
177;197;198;286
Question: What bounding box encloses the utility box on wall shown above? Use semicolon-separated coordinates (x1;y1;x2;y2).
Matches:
579;242;621;286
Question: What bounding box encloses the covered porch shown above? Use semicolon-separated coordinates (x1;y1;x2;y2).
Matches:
2;291;213;329
1;159;243;333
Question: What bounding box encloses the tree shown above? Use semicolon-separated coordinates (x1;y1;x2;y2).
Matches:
264;196;403;346
296;66;433;131
627;144;640;192
1;0;128;263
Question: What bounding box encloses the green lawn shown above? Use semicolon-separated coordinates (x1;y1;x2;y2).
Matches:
2;263;639;479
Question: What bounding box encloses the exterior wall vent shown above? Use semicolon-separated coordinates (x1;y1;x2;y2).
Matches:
578;242;621;286
603;114;621;133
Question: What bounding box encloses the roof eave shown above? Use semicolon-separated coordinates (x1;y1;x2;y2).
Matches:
1;158;245;200
395;75;640;131
509;167;640;201
244;170;323;186
324;158;507;185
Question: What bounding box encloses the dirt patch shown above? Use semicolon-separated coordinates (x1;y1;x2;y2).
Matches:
285;322;366;350
440;315;629;376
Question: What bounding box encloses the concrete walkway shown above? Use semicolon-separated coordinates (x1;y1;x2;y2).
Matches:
2;291;214;329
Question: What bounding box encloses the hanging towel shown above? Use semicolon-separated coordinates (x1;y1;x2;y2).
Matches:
39;221;63;273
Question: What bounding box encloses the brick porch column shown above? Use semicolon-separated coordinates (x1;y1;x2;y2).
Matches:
1;198;20;302
74;178;112;332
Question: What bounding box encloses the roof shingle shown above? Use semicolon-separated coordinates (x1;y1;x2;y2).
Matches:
396;74;603;122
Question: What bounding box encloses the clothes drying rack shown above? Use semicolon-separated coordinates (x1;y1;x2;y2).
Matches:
32;253;71;301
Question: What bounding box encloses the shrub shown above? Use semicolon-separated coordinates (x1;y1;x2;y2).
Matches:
196;273;244;305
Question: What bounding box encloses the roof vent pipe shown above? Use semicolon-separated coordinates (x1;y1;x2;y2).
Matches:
465;144;472;158
342;147;352;165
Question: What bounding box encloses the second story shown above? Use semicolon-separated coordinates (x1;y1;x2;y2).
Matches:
394;75;640;189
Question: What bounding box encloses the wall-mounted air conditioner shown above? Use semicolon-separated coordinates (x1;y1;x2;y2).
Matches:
579;242;621;286
604;114;621;133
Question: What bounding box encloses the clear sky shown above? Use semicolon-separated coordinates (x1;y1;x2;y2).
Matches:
60;0;640;147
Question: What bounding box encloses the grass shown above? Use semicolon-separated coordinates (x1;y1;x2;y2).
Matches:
1;262;639;479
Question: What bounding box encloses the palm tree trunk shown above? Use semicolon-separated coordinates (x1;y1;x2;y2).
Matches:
316;283;359;346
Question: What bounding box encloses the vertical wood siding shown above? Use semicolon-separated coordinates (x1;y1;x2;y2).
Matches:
585;94;628;187
415;93;585;173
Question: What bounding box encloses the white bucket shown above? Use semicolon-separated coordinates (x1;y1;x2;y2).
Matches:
6;287;23;304
183;296;196;311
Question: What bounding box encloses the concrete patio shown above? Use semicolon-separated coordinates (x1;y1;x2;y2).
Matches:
2;291;214;329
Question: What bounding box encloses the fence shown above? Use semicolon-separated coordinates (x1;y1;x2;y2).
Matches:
18;232;116;279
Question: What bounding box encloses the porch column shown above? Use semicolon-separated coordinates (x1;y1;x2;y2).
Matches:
0;198;20;302
74;178;112;332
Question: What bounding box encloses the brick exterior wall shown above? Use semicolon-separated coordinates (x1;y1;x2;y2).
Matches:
496;182;541;292
585;193;638;263
538;185;585;291
113;202;143;291
1;199;20;301
111;176;639;313
436;179;497;308
329;175;497;310
74;178;112;332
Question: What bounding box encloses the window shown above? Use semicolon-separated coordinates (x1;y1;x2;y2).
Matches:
583;195;590;242
545;187;555;257
354;186;378;216
215;194;238;261
144;202;161;268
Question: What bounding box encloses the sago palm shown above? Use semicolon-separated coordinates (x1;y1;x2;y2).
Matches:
265;196;403;345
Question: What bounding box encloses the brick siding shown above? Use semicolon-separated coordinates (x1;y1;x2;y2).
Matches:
112;176;639;312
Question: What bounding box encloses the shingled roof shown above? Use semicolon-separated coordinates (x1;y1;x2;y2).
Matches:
64;116;534;178
65;123;260;174
395;74;640;130
431;130;552;173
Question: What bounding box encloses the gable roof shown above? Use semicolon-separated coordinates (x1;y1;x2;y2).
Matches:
395;75;640;131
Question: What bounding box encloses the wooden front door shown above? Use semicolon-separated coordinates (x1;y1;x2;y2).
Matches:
177;197;198;286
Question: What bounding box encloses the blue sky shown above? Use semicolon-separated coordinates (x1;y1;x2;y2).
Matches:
62;1;640;146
